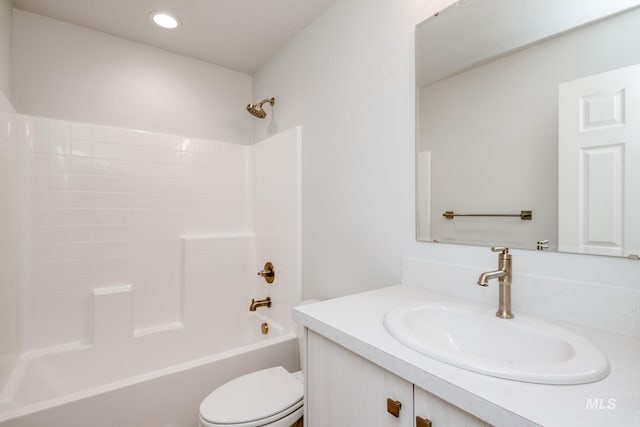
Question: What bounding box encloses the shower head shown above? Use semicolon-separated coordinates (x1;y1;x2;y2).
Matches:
246;97;275;119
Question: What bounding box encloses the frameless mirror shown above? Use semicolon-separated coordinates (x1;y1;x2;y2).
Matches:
416;0;640;258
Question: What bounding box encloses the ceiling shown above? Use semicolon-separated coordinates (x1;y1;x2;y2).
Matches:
11;0;334;74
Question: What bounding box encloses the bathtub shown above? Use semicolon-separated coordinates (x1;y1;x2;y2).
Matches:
0;313;298;427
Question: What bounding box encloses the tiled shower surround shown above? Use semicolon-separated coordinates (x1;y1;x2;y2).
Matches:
3;114;301;352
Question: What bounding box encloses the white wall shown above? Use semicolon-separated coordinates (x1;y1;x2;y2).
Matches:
11;10;252;144
253;0;425;300
0;0;13;112
253;0;640;300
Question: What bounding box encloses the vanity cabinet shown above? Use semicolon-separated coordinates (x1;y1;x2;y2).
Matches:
306;330;492;427
306;330;414;426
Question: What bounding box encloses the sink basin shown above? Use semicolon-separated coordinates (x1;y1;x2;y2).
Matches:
383;301;610;384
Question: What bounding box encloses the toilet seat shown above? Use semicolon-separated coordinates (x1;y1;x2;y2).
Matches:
200;366;303;427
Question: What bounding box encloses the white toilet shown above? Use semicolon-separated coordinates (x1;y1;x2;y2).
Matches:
199;366;304;427
199;301;315;427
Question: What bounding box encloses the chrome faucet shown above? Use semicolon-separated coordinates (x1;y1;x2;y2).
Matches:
249;297;271;312
477;247;513;319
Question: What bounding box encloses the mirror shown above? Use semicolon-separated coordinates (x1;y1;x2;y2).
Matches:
416;0;640;258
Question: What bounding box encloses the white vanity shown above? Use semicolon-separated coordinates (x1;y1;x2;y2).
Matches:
293;285;640;427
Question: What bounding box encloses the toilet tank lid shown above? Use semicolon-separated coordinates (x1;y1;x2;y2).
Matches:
200;366;303;424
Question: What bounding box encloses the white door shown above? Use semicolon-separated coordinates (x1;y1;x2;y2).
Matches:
558;64;640;257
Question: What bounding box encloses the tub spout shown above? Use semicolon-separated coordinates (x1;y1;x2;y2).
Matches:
249;297;272;311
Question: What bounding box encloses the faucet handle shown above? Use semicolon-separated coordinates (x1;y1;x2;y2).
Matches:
536;240;550;251
491;247;509;254
257;262;275;284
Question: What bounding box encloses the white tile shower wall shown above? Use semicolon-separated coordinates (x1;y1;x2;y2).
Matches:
402;257;640;337
0;114;30;383
182;234;256;334
0;0;11;105
25;116;250;350
0;116;9;335
252;127;302;332
0;114;17;380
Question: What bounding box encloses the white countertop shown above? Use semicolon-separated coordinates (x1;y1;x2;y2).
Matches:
293;285;640;427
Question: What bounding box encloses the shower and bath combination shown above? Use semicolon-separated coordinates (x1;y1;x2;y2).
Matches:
247;97;275;119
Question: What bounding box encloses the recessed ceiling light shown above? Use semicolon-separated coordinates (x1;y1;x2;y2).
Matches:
151;12;179;29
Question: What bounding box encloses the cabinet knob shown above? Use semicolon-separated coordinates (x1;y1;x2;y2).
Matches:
416;416;433;427
386;398;402;417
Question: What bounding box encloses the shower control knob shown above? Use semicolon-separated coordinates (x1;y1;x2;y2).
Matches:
257;262;275;284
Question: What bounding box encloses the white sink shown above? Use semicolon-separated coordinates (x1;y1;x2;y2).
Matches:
383;301;610;384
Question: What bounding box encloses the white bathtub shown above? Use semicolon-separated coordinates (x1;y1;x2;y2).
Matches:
0;313;298;427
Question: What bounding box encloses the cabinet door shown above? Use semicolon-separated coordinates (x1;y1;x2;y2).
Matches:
414;386;492;427
306;330;413;427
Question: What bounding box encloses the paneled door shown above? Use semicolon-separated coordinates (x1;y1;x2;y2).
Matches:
558;64;640;257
